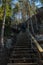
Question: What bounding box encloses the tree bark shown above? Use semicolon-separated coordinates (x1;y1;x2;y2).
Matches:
35;15;38;30
1;0;6;47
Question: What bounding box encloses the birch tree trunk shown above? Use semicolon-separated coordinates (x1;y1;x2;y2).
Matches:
1;0;6;47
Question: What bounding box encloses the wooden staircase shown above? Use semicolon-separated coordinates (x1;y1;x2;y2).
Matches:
7;31;39;65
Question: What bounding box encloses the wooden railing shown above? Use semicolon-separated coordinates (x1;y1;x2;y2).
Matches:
29;32;43;53
29;32;43;65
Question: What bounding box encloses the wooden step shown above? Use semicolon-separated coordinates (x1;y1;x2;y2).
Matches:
14;45;29;48
13;49;33;52
14;47;32;50
9;58;37;63
13;45;31;47
11;53;37;57
7;63;38;65
11;51;34;55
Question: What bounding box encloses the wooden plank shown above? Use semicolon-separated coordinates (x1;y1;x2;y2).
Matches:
7;63;38;65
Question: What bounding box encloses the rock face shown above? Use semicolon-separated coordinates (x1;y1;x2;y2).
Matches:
5;39;13;49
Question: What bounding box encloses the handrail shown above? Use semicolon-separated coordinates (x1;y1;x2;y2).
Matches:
18;16;43;53
29;32;43;53
26;16;43;53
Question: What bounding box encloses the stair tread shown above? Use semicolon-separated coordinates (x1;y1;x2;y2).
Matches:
7;63;38;65
9;58;38;60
